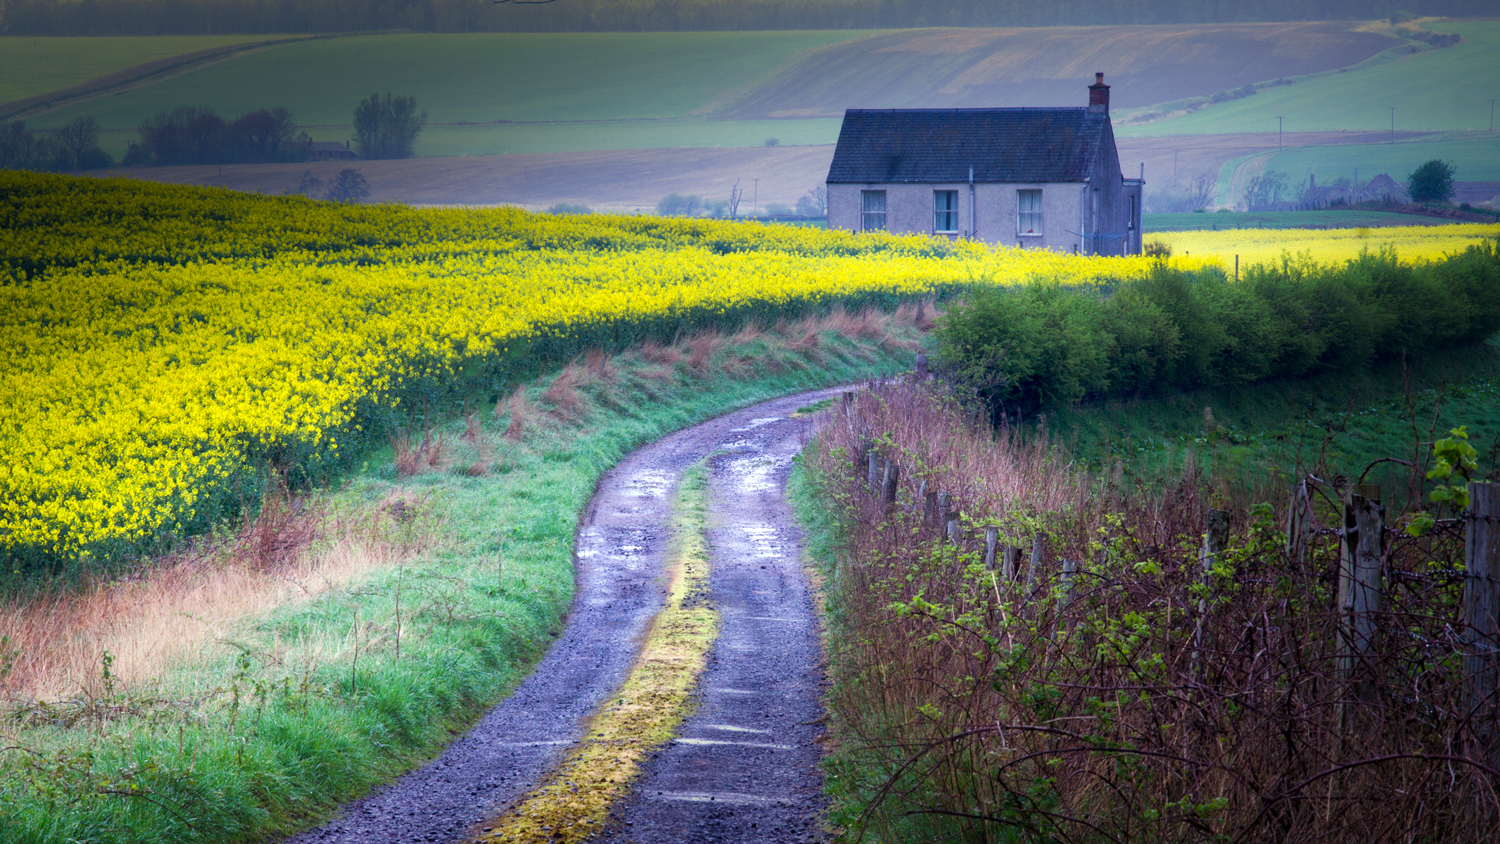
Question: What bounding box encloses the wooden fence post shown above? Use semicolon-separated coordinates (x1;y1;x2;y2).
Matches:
983;526;999;571
915;353;929;379
1002;546;1022;582
1338;484;1385;730
1192;509;1230;680
922;486;938;529
881;459;900;506
1025;532;1045;601
867;448;880;490
856;435;872;485
936;492;952;540
1286;481;1314;568
1464;482;1499;764
1059;557;1079;610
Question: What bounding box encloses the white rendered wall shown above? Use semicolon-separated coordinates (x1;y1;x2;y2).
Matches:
828;182;1087;253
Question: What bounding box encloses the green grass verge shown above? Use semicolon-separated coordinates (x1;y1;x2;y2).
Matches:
0;324;918;844
1042;335;1500;510
789;441;953;844
0;36;267;105
1121;21;1500;136
1143;208;1473;233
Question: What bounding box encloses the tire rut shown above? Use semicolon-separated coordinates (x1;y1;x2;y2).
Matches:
285;388;842;844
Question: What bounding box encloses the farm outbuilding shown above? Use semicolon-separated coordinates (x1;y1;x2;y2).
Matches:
826;74;1143;256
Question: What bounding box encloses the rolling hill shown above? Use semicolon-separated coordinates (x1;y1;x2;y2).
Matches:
16;20;1451;159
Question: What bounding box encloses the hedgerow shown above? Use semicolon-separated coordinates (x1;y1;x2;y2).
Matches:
936;242;1500;416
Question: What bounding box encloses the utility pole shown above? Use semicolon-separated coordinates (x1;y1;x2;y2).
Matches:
1172;149;1178;185
1389;107;1396;144
1277;116;1284;149
752;178;758;217
1491;98;1496;132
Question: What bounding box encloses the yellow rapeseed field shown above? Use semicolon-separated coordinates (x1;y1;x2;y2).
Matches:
12;174;1486;571
2;173;1215;570
1158;222;1500;266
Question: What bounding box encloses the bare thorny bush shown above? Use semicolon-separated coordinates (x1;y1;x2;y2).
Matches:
813;380;1499;843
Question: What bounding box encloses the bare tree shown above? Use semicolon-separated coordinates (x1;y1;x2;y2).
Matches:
54;116;99;164
727;179;743;220
326;169;370;203
353;94;426;160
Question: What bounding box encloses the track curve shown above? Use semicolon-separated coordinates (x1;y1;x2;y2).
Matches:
287;387;841;844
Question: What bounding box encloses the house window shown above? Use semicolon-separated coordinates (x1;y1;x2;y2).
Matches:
861;190;886;231
1017;189;1042;235
933;190;958;233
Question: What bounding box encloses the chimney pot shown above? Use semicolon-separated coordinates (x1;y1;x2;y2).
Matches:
1088;73;1110;113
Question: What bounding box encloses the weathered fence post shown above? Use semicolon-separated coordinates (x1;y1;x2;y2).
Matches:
936;492;952;541
922;485;937;529
1025;532;1045;601
983;526;999;571
1285;481;1314;569
1464;482;1499;765
1059;557;1079;611
945;514;962;546
856;434;872;485
1002;545;1022;582
914;353;929;379
867;447;880;490
1192;509;1230;680
881;459;900;506
1338;484;1385;731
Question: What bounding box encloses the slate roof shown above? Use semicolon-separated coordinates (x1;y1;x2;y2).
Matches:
827;108;1110;184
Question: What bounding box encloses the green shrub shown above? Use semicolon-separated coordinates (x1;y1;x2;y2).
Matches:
936;241;1500;416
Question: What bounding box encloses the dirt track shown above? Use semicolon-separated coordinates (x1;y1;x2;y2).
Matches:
285;387;842;844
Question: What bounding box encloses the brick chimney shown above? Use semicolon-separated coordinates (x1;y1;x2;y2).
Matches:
1088;72;1110;114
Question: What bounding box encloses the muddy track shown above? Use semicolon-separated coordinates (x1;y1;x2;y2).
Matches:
287;388;841;844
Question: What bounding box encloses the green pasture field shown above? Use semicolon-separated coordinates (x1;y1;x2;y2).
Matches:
1121;20;1500;137
414;117;843;158
28;31;870;155
1045;337;1500;512
1143;208;1462;232
1249;133;1500;187
0;35;264;105
1210;132;1500;208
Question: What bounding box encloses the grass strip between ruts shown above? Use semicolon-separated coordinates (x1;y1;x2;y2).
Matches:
476;462;717;843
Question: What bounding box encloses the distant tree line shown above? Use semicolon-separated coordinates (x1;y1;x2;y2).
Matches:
0;117;114;171
0;0;1490;36
123;106;309;166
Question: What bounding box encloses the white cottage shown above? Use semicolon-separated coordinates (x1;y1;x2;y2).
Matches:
826;74;1143;256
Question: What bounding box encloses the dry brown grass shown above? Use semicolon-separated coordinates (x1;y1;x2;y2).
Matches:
392;427;447;476
814;380;1500;843
542;362;590;421
499;386;536;441
638;338;683;366
584;348;613;381
0;489;434;702
683;333;724;371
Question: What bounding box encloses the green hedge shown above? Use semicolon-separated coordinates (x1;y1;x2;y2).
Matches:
935;242;1500;416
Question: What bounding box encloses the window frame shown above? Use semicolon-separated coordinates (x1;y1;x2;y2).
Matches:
933;190;959;233
1017;188;1043;236
861;190;887;232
